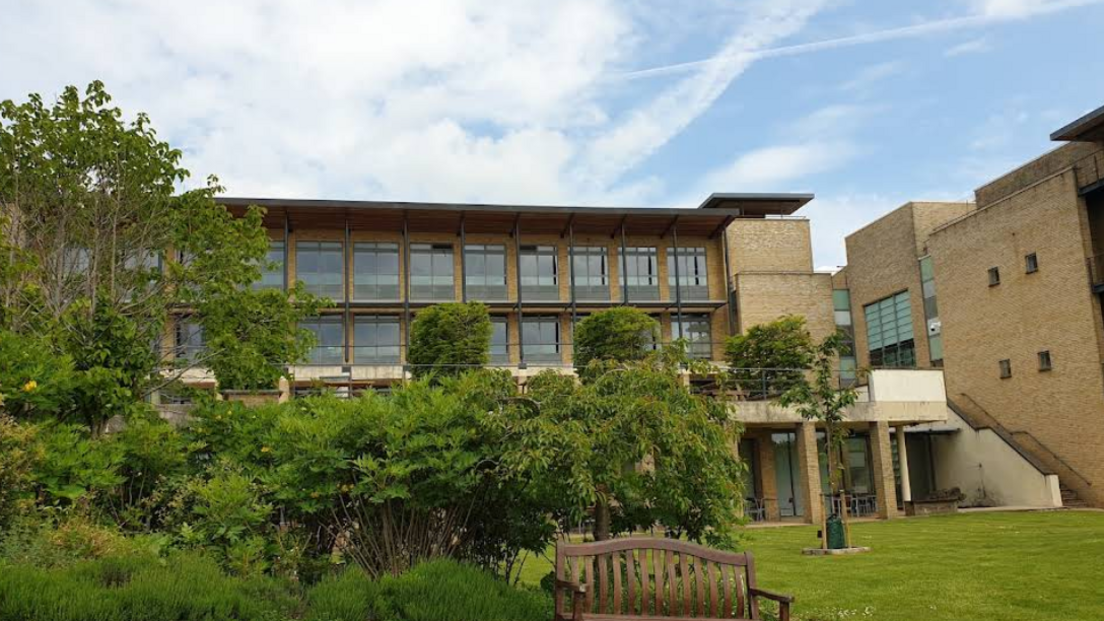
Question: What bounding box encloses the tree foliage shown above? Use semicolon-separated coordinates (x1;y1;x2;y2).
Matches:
501;348;744;544
0;81;320;415
407;303;492;380
572;307;659;381
725;315;814;398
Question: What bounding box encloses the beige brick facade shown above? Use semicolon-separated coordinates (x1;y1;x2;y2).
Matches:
928;160;1104;506
842;201;974;369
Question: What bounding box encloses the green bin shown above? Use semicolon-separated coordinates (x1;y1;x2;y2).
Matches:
826;514;846;549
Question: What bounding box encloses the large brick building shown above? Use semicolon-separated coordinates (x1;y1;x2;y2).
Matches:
837;105;1104;508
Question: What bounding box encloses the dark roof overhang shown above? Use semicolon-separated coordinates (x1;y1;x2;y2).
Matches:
217;196;809;238
695;192;814;216
1051;104;1104;142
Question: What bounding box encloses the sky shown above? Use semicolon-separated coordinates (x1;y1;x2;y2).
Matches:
1;0;1102;269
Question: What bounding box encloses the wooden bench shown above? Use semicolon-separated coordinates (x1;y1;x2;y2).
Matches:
555;538;793;621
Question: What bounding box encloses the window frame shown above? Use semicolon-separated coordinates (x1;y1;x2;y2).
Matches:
296;240;345;300
300;315;346;365
352;242;401;301
667;246;710;301
464;244;509;301
352;315;401;365
621;246;660;301
1025;253;1039;274
674;313;713;359
522;316;561;364
572;246;610;301
410;243;456;301
988;267;1001;287
519;245;559;301
1038;350;1052;372
999;358;1012;379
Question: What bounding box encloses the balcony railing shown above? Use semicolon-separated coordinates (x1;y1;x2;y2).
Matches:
1073;149;1104;191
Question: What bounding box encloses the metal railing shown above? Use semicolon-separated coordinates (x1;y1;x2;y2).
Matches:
1073;148;1104;191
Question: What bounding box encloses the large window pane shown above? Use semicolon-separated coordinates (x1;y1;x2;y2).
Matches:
573;247;609;301
254;241;285;290
621;247;659;301
465;244;508;300
175;318;205;364
520;245;559;301
490;316;509;364
300;316;345;365
353;315;400;364
297;241;344;300
674;313;712;359
353;242;400;300
522;317;560;364
667;247;709;301
864;291;915;368
410;244;455;301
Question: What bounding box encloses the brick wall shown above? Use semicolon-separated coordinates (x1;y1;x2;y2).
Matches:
727;219;814;273
929;168;1104;506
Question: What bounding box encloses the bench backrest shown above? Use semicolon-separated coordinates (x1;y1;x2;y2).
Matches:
555;538;759;619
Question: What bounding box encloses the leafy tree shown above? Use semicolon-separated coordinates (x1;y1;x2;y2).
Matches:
407;302;492;380
572;307;659;381
779;330;860;547
0;82;320;416
0;330;76;420
503;348;744;543
724;315;814;398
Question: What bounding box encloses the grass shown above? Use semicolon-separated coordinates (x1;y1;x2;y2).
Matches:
516;510;1104;621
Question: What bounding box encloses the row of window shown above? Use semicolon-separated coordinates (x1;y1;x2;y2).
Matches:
988;252;1039;287
259;241;711;302
999;350;1053;379
177;313;716;366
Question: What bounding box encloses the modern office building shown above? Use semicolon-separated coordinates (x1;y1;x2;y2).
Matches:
836;105;1104;509
168;192;962;525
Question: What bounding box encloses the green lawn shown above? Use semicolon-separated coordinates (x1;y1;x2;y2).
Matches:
516;510;1104;621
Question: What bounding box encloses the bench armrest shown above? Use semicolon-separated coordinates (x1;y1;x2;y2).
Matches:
749;587;794;621
555;580;588;621
556;579;587;594
749;587;794;604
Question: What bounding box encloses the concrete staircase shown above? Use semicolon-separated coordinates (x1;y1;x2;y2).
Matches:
1061;484;1089;509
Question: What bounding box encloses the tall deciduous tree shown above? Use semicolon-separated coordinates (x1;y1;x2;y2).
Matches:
503;347;744;544
779;330;860;547
572;307;658;382
725;315;815;398
0;82;320;422
407;302;492;380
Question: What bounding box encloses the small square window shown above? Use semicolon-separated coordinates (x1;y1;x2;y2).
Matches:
988;267;1001;287
1038;350;1052;372
1025;253;1039;274
999;359;1012;379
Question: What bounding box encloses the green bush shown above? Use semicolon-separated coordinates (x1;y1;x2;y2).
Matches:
0;551;295;621
379;559;550;621
304;566;381;621
407;302;492;380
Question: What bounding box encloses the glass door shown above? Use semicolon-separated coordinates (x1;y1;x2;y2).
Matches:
772;432;804;518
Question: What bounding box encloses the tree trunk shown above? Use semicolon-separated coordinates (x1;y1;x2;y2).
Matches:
593;487;611;541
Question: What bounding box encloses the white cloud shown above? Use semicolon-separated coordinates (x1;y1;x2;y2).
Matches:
944;37;993;57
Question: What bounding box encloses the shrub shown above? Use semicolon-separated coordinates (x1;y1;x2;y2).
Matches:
0;415;41;528
304;566;382;621
724;315;814;398
378;559;550;621
0;551;295;621
31;423;125;506
572;307;659;380
407;302;492;380
0;331;76;420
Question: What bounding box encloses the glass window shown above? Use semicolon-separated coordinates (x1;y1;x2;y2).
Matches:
668;247;709;301
353;316;400;364
1038;350;1052;371
353;242;400;300
573;247;609;301
297;241;344;300
490;316;509;364
465;244;508;300
1026;253;1039;274
864;291;915;368
520;245;559;301
255;241;285;290
621;247;659;301
988;267;1000;286
999;359;1012;379
918;256;942;366
300;316;345;365
410;243;455;301
674;313;713;359
522;317;560;364
175;318;205;364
